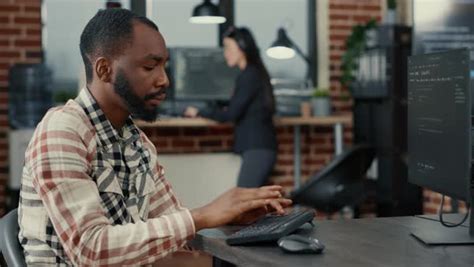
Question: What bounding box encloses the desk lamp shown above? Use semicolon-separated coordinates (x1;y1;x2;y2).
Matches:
267;28;310;62
189;0;226;24
266;27;311;81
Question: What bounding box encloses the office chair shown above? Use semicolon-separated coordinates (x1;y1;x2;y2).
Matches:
291;144;376;214
0;208;27;266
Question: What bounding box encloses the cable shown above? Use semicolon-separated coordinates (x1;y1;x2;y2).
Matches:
439;195;470;228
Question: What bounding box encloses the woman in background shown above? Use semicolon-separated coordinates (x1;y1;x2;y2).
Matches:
184;27;277;188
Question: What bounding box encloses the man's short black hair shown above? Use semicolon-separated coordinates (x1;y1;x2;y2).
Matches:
80;8;159;84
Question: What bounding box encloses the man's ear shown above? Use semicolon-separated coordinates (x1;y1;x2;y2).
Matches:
94;57;113;83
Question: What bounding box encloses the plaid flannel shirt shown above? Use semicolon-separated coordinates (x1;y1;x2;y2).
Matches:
18;88;195;266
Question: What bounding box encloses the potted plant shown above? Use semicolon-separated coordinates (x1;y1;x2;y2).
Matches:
311;88;331;116
340;18;377;90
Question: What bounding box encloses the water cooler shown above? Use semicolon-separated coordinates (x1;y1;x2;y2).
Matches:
7;64;52;211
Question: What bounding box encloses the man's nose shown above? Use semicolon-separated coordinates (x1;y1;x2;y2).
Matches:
155;68;169;89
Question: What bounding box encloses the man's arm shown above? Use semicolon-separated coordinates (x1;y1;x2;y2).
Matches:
147;169;292;230
29;111;194;266
144;134;292;230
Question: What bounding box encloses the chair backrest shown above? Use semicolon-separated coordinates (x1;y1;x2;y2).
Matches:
290;144;375;213
0;208;26;266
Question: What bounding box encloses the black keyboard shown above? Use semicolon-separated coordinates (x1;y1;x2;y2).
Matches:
226;208;315;245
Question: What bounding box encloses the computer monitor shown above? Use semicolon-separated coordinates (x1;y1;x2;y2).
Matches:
412;0;474;68
168;47;239;101
407;48;474;244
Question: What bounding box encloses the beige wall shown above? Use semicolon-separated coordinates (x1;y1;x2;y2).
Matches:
157;153;241;209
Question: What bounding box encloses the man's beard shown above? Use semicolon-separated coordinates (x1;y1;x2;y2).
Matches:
113;70;160;122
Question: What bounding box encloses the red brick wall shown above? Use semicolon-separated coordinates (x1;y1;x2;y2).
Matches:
0;0;42;216
144;124;344;196
328;0;382;110
423;191;468;214
326;0;381;217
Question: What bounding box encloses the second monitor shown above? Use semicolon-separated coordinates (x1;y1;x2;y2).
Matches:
407;48;474;244
168;47;239;101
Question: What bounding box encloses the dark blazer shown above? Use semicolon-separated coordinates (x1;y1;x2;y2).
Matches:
199;65;277;153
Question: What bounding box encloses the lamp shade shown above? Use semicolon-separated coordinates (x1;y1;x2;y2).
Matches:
189;0;226;24
105;0;122;8
266;28;296;59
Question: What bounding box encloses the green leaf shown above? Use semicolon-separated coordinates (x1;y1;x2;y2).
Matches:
312;88;330;98
339;19;378;88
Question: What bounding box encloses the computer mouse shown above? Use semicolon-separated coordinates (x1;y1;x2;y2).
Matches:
277;234;325;254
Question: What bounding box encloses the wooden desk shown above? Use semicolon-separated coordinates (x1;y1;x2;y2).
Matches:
137;117;220;128
137;115;352;189
189;215;474;267
135;115;351;128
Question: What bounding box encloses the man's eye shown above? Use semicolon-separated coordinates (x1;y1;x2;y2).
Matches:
144;66;154;71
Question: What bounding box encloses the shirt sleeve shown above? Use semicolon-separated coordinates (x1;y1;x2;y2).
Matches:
147;167;193;217
199;67;260;122
28;110;195;266
142;132;193;219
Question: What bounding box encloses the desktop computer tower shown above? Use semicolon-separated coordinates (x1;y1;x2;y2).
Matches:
353;25;423;216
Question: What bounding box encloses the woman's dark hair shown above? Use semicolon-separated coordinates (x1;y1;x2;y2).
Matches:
223;27;275;114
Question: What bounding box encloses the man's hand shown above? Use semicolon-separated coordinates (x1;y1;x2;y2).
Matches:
190;185;292;230
183;106;199;118
229;198;289;225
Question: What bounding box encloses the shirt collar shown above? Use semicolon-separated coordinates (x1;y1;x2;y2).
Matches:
75;88;140;148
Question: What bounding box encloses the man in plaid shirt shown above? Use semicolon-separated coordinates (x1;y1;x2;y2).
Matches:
18;8;291;266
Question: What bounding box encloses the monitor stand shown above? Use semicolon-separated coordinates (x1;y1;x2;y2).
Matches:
411;197;474;245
